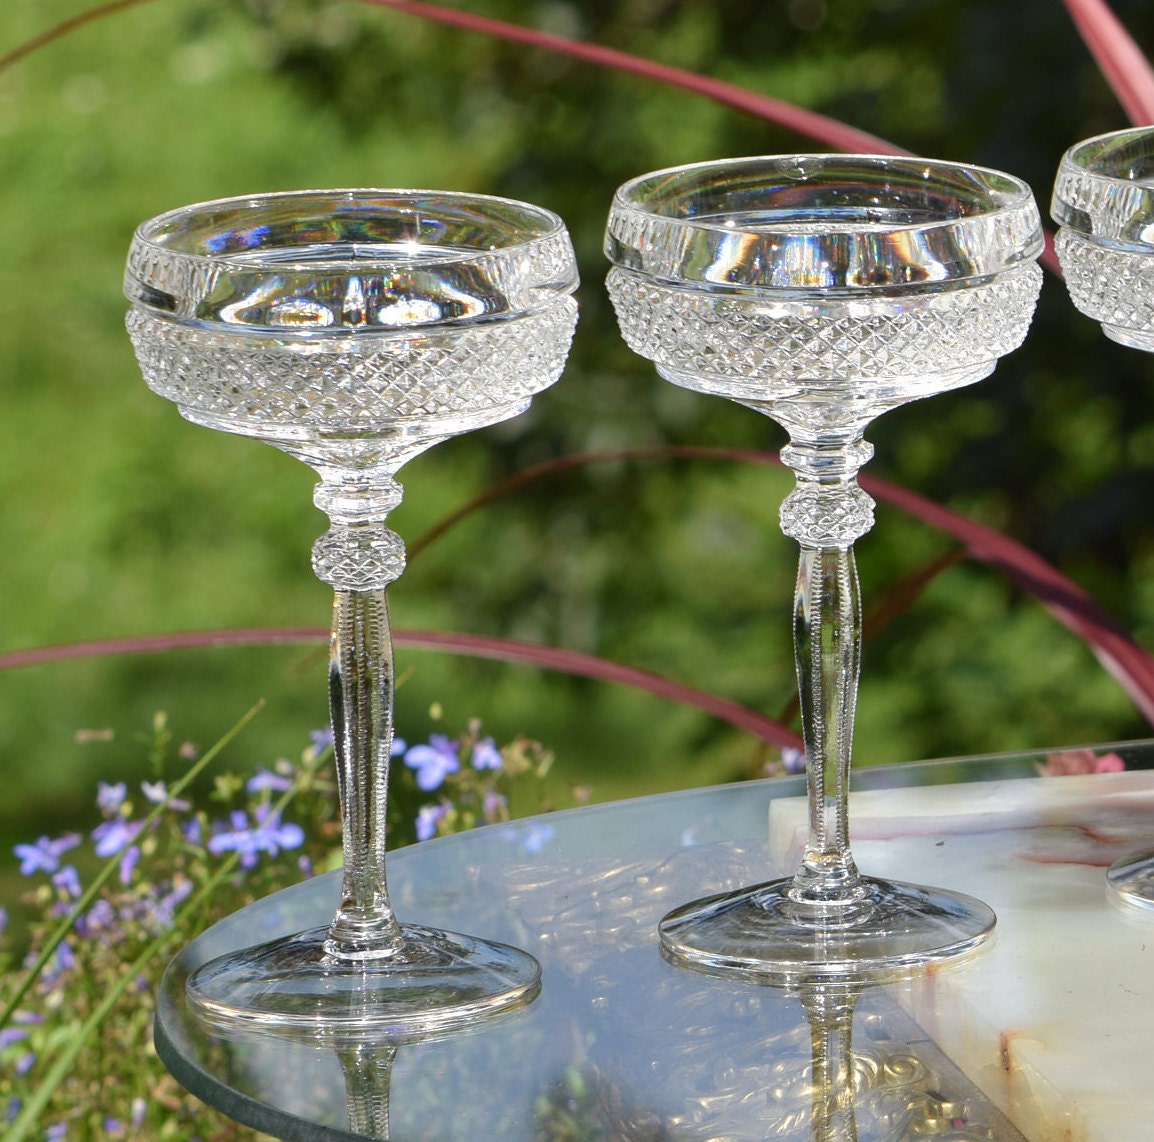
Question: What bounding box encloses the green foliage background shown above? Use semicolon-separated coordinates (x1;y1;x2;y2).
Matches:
2;0;1154;848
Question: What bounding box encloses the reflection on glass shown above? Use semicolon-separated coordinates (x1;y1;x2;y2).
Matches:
125;189;579;1030
606;154;1043;982
1052;126;1154;911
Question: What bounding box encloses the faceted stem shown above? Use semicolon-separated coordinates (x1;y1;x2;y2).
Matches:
324;587;405;960
338;1042;397;1137
776;429;875;910
790;546;865;907
800;986;860;1142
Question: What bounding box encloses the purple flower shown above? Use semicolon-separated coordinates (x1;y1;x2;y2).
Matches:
208;808;304;870
309;727;335;753
0;907;7;938
96;781;127;815
0;1027;28;1050
483;789;508;818
391;736;407;756
46;1125;67;1141
52;866;82;899
91;818;142;858
141;781;189;811
781;747;807;775
404;735;460;792
471;737;503;771
416;803;449;842
16;1051;35;1076
246;769;293;795
13;835;80;877
118;846;141;885
182;817;203;845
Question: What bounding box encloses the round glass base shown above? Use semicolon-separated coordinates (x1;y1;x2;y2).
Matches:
658;876;995;985
186;923;541;1036
1107;848;1154;910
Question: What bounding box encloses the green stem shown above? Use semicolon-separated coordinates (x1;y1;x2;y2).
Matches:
6;713;319;1141
0;700;263;1031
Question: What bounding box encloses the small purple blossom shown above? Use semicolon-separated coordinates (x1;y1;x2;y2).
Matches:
16;1051;35;1076
13;835;80;877
141;781;189;811
781;747;807;775
246;769;293;795
391;736;407;756
46;1125;67;1141
483;789;508;818
404;735;460;792
471;736;503;771
96;781;127;815
118;846;141;885
208;808;304;870
0;1027;28;1050
182;816;203;845
52;866;81;899
91;818;142;858
416;803;449;842
309;727;335;754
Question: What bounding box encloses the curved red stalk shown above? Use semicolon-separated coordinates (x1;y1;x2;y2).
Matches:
0;627;802;749
1061;0;1154;125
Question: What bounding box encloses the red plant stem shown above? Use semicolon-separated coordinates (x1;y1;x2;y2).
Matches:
1061;0;1154;125
0;627;802;749
412;445;1154;727
0;0;158;74
353;0;904;155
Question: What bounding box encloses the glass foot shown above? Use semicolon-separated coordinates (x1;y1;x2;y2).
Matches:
659;876;995;985
1107;847;1154;910
187;924;541;1035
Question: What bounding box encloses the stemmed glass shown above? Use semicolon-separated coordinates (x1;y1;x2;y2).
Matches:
125;189;578;1029
1052;126;1154;910
606;154;1043;982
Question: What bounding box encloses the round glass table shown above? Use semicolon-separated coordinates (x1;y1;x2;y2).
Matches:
156;741;1154;1141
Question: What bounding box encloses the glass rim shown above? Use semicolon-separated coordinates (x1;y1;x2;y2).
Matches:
1051;127;1154;246
605;153;1043;289
129;187;572;268
125;187;578;332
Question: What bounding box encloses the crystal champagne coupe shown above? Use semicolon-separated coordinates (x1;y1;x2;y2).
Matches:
606;155;1043;981
1052;126;1154;910
125;189;578;1029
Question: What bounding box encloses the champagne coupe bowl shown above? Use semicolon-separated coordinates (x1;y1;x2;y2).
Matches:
125;188;578;1030
606;154;1043;983
1052;126;1154;908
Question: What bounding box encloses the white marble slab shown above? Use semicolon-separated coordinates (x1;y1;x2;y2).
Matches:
769;771;1154;1142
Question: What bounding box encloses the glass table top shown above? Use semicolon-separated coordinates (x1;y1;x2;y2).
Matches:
154;741;1154;1140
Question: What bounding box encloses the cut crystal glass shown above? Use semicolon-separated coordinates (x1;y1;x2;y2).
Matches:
125;189;579;1030
1053;126;1154;909
607;154;1043;982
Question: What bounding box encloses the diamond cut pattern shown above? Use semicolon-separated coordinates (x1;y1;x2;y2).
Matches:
127;299;578;433
1056;229;1154;333
606;265;1041;385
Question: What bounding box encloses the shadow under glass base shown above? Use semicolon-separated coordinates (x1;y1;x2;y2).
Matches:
186;923;541;1036
1107;848;1154;911
659;875;995;985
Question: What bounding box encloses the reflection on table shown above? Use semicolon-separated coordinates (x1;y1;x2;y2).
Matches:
156;741;1154;1141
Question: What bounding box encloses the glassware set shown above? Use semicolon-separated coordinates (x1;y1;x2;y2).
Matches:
123;128;1151;1034
1052;125;1154;912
